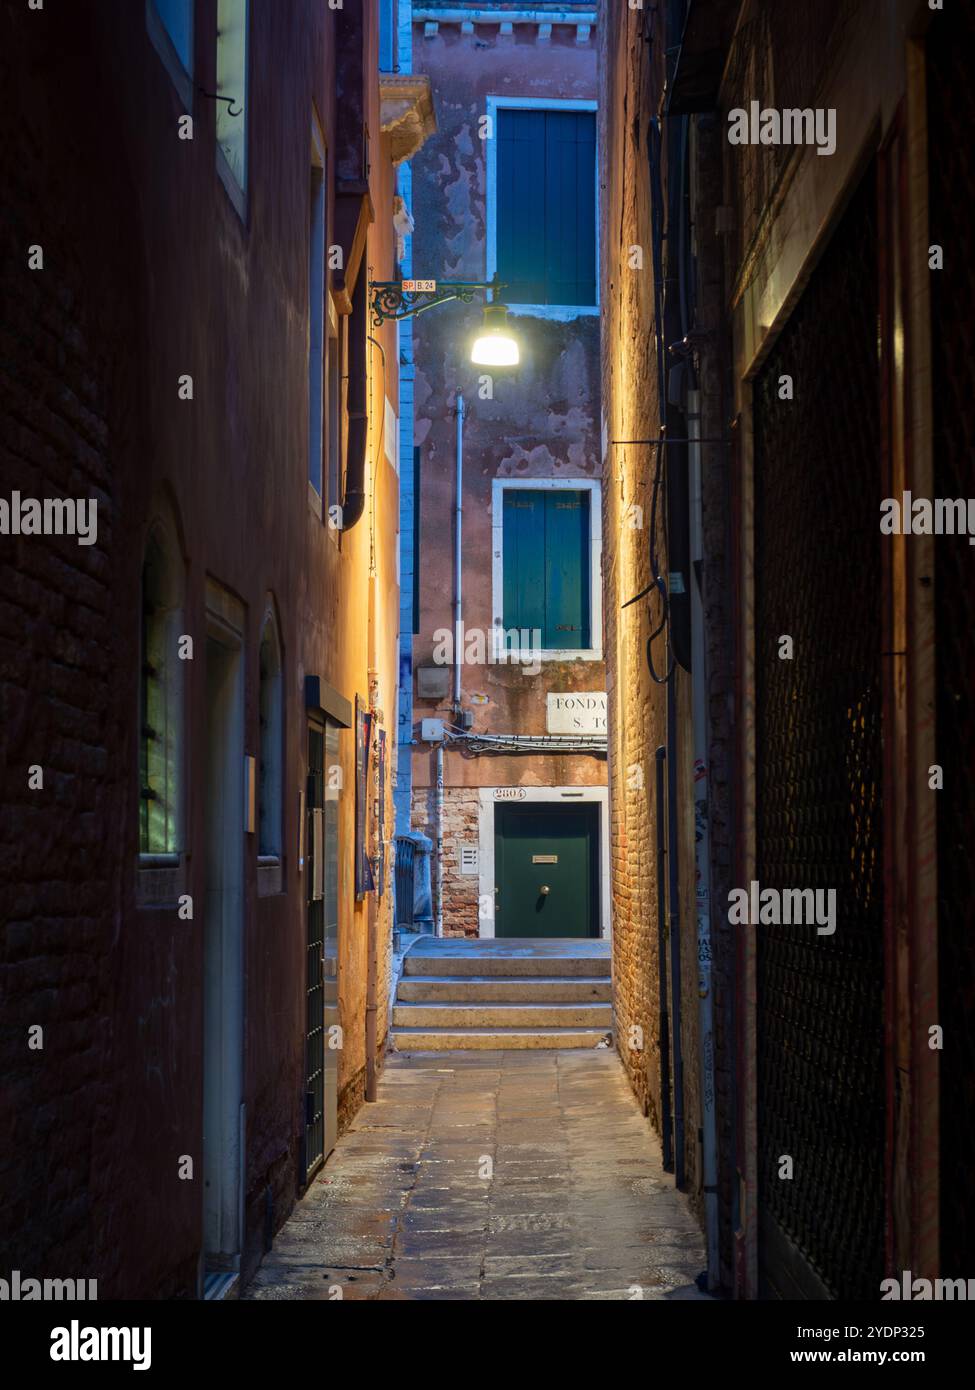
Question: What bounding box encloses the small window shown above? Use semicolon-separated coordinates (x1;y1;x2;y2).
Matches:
216;0;249;201
326;297;343;536
139;527;183;856
496;107;597;308
502;489;591;649
379;0;397;72
152;0;193;73
258;608;283;859
309;134;326;503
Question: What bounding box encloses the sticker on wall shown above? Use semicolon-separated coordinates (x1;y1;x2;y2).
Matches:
469;692;490;705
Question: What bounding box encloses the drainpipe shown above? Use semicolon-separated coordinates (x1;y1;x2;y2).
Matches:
364;328;379;1099
667;668;685;1189
688;386;719;1288
340;273;368;531
435;741;444;937
655;745;674;1172
453;394;464;709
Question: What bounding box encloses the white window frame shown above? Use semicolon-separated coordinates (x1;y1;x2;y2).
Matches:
491;476;603;662
485;95;600;322
146;0;195;111
215;0;250;220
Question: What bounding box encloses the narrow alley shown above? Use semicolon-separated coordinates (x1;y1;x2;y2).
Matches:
2;0;974;1364
246;1045;706;1302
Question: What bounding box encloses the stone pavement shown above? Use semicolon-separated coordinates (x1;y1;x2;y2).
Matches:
244;1049;710;1301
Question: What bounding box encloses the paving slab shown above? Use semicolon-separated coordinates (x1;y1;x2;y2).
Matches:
244;1048;709;1302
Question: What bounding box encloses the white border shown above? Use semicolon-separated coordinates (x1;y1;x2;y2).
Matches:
485;95;599;321
477;785;610;940
491;476;602;662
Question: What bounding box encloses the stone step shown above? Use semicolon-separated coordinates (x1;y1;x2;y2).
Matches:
390;1027;612;1051
392;1001;613;1028
403;946;611;979
397;975;613;1003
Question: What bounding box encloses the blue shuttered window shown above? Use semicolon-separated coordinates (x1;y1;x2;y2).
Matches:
497;108;596;307
502;490;591;649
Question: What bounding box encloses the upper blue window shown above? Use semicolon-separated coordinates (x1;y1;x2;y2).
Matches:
497;108;597;308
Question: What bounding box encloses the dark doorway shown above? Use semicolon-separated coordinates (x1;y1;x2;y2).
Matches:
494;801;599;939
202;622;245;1285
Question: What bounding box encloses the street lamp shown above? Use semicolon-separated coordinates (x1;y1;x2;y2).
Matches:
470;301;519;367
369;272;520;366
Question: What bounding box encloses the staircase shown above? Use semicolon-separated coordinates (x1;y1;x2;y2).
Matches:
391;937;613;1050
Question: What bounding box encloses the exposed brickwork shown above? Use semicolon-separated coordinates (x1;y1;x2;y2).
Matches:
1;0;403;1298
411;785;481;938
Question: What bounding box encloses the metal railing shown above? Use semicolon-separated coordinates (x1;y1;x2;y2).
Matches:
394;835;416;931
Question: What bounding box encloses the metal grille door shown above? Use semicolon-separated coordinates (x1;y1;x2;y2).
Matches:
752;165;885;1300
928;4;975;1280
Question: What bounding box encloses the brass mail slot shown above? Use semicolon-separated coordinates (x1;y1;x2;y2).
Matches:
532;854;558;864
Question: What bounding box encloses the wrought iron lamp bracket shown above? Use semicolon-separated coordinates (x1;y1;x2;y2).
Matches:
369;278;506;327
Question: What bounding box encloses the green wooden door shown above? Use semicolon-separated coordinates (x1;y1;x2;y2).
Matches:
495;802;599;938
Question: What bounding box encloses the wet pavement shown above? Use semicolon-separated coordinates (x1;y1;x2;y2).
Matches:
244;1049;709;1301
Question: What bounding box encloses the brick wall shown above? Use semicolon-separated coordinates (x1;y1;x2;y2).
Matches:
599;0;711;1229
411;785;481;937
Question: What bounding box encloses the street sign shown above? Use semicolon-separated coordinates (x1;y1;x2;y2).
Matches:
402;279;436;293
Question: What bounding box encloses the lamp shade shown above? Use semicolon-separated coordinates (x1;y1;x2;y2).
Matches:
470;302;519;366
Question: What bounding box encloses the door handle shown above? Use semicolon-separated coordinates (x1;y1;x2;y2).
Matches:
539;885;550;895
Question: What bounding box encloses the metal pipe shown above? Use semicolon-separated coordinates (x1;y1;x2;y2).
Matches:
655;745;673;1172
688;387;719;1287
435;741;444;937
453;394;464;708
667;667;685;1188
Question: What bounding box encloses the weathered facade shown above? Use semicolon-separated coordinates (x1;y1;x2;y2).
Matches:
602;0;971;1300
0;0;426;1298
403;2;607;943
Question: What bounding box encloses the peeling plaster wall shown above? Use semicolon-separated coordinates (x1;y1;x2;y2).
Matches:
409;17;606;807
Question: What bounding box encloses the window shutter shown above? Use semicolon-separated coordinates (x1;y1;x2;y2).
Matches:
544;110;596;308
498;110;547;305
498;108;596;307
502;491;546;641
543;491;590;649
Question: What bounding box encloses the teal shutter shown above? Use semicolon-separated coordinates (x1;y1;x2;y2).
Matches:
503;490;590;650
545;110;597;307
502;491;546;651
498;108;596;307
499;110;547;305
543;491;590;649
